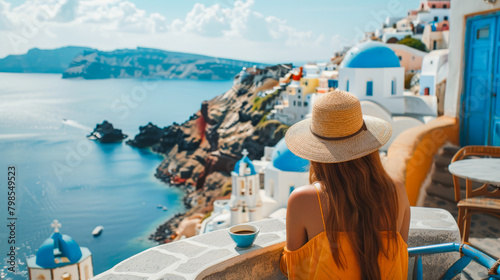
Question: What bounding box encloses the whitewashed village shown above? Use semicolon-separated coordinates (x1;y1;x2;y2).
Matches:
199;0;450;234
25;0;500;279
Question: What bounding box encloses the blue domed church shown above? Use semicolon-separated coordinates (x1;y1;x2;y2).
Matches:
262;138;310;216
338;41;405;114
229;149;262;225
227;141;310;226
27;220;93;280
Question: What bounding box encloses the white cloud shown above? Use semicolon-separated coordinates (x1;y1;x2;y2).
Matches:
75;0;167;33
169;0;322;45
0;0;342;62
53;0;78;22
0;0;167;33
0;0;12;29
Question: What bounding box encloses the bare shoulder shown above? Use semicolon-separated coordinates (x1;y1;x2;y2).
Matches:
288;184;317;202
287;184;318;210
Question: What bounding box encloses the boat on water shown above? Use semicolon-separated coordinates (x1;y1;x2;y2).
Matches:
162;206;168;211
157;204;163;208
92;226;104;236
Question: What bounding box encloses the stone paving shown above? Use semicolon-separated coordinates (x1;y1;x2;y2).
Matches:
420;146;500;279
93;208;460;280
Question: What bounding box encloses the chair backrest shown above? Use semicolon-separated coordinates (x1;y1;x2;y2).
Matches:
451;146;500;202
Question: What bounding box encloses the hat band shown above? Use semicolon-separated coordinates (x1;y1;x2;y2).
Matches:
310;122;367;141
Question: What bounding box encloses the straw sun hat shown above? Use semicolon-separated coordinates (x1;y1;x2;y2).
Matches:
285;90;392;163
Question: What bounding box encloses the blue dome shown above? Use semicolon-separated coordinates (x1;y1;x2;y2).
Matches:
271;139;310;172
340;41;401;68
234;152;257;176
36;232;83;268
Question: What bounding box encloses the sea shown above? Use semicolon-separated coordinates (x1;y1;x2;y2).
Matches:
0;73;233;279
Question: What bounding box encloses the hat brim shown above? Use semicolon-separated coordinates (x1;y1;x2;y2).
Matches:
285;115;392;163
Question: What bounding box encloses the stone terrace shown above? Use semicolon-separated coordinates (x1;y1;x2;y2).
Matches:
94;207;460;280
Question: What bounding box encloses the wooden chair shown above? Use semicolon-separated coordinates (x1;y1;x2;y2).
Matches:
451;146;500;243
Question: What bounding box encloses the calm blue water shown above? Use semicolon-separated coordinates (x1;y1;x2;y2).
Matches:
0;73;233;279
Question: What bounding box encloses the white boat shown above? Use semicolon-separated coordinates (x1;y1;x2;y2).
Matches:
92;226;103;236
157;204;163;208
162;206;168;211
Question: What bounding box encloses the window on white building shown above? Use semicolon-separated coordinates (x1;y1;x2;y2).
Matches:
366;81;373;96
391;79;397;95
293;101;296;106
346;80;350;91
298;101;302;106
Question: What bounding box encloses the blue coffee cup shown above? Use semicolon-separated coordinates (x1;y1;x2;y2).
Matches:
228;224;260;248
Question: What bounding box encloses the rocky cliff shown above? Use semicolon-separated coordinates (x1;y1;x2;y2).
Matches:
63;47;268;80
127;64;291;243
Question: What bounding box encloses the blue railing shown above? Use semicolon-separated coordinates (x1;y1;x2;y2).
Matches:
408;243;500;280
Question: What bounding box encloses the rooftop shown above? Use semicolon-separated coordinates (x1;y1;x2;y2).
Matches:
340;41;401;69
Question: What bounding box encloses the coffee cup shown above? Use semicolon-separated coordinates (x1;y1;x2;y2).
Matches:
228;224;260;248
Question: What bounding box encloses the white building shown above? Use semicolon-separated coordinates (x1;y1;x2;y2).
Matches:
382;30;414;43
229;149;263;226
27;220;93;280
396;18;413;32
338;41;406;114
385;16;404;28
272;67;319;126
420;49;449;96
415;8;449;25
200;140;310;233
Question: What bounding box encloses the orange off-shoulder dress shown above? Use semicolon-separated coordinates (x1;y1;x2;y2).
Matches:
280;186;408;279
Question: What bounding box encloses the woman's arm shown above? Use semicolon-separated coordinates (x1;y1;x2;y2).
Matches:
396;181;411;243
285;187;311;251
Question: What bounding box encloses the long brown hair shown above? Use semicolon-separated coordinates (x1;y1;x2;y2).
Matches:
309;151;399;280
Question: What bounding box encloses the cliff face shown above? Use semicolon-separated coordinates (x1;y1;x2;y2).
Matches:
63;47;268;80
127;64;291;242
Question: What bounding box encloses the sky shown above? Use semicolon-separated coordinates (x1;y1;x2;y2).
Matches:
0;0;420;62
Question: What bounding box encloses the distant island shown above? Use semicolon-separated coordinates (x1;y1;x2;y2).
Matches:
0;46;267;80
62;47;268;80
0;46;95;73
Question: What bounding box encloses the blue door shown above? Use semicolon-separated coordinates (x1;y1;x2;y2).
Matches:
492;16;500;145
462;15;498;145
